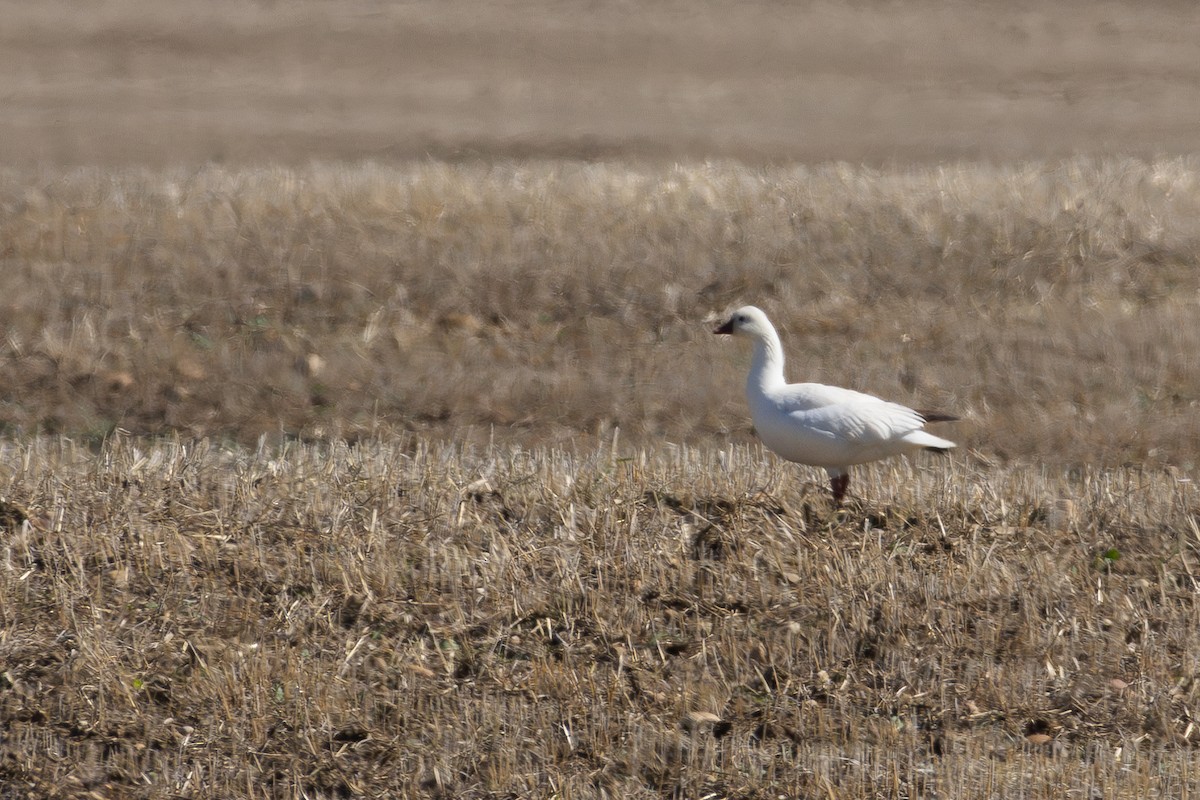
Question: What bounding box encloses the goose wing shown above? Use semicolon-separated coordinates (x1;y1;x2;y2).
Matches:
774;383;926;443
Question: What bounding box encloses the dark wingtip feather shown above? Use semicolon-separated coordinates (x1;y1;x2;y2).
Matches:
916;410;959;424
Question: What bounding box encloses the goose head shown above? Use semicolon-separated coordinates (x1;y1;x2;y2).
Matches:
713;306;774;339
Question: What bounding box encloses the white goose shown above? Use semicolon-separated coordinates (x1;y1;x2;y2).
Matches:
714;306;956;506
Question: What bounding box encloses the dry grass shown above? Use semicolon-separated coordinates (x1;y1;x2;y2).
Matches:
2;436;1199;798
5;4;1200;797
3;158;1200;467
2;158;1199;796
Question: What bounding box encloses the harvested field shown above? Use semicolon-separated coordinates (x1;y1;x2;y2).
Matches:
2;437;1199;798
4;1;1200;797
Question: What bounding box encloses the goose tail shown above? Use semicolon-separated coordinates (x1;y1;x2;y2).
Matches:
904;430;957;452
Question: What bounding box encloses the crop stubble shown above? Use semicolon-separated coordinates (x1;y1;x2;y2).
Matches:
1;437;1199;797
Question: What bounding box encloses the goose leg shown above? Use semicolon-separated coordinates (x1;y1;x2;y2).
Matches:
828;472;850;507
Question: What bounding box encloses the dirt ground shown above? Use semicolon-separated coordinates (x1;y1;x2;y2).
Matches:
3;0;1200;168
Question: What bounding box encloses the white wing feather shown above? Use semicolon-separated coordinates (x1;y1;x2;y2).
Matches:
774;383;925;442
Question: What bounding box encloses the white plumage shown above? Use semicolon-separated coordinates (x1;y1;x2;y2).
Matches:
714;305;956;505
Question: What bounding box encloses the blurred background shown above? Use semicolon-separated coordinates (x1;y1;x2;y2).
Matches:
3;0;1200;464
4;0;1199;168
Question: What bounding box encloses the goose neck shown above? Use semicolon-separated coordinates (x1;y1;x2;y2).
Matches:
748;331;786;393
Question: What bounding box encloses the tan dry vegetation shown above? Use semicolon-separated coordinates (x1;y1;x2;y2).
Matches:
5;3;1200;798
3;0;1200;167
3;158;1200;466
2;437;1200;798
